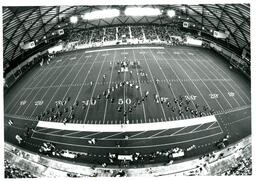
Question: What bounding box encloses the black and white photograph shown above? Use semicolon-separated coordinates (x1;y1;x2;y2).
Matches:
1;0;253;178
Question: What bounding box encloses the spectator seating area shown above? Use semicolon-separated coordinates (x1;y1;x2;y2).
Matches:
104;27;117;42
91;28;104;43
4;135;251;177
67;25;184;48
5;159;36;178
117;26;130;40
143;25;158;41
80;30;92;44
130;26;144;40
155;26;170;42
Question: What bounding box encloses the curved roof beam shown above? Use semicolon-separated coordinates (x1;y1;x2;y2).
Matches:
215;4;249;47
9;6;57;61
200;4;241;49
184;5;217;30
11;6;75;61
4;7;38;55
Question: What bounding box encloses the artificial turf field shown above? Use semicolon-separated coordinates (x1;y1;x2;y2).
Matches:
4;45;251;166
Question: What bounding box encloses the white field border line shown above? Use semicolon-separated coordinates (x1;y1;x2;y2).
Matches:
160;50;198;111
132;49;147;122
193;51;241;108
35;127;50;132
28;55;76;117
21;78;232;91
148;126;187;138
101;132;125;140
41;52;85;113
149;49;184;119
196;50;249;103
141;49;167;121
206;122;217;130
189;124;204;133
46;129;63;134
85;47;164;54
103;50;117;123
181;51;225;111
129;131;147;138
83;52;108;123
17;54;73;115
216;120;224;134
62;131;83;136
22;124;220;140
31;131;222;149
37;115;216;132
80;132;103;138
7;61;58;114
171;50;212;110
229;116;251;125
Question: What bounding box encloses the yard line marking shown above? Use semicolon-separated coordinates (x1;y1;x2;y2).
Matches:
47;129;63;134
81;132;102;138
170;126;187;136
141;49;167;121
69;52;100;121
10;119;220;142
28;54;76;116
132;49;147;122
193;52;241;107
172;53;212;109
149;49;182;115
7;65;55;113
101;132;125;140
161;49;198;110
18;54;73;115
206;122;217;130
129;131;147;138
31;130;222;149
14;64;61;115
59;52;91;108
83;52;107;123
148;129;169;138
181;51;224;111
196;50;249;103
229;115;251;125
36;127;51;132
41;52;84;114
189;124;203;133
5;68;46;111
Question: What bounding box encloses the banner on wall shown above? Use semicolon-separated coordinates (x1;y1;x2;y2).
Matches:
58;29;64;35
183;22;189;28
20;41;35;50
213;31;228;39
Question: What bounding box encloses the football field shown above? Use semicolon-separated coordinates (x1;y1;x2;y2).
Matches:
4;45;251;166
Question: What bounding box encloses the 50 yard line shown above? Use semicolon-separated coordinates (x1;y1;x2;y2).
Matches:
103;50;117;124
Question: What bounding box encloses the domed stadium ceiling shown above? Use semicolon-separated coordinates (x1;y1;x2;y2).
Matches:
3;4;250;70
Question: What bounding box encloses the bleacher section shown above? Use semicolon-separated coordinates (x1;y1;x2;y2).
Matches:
4;136;251;177
104;27;117;42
